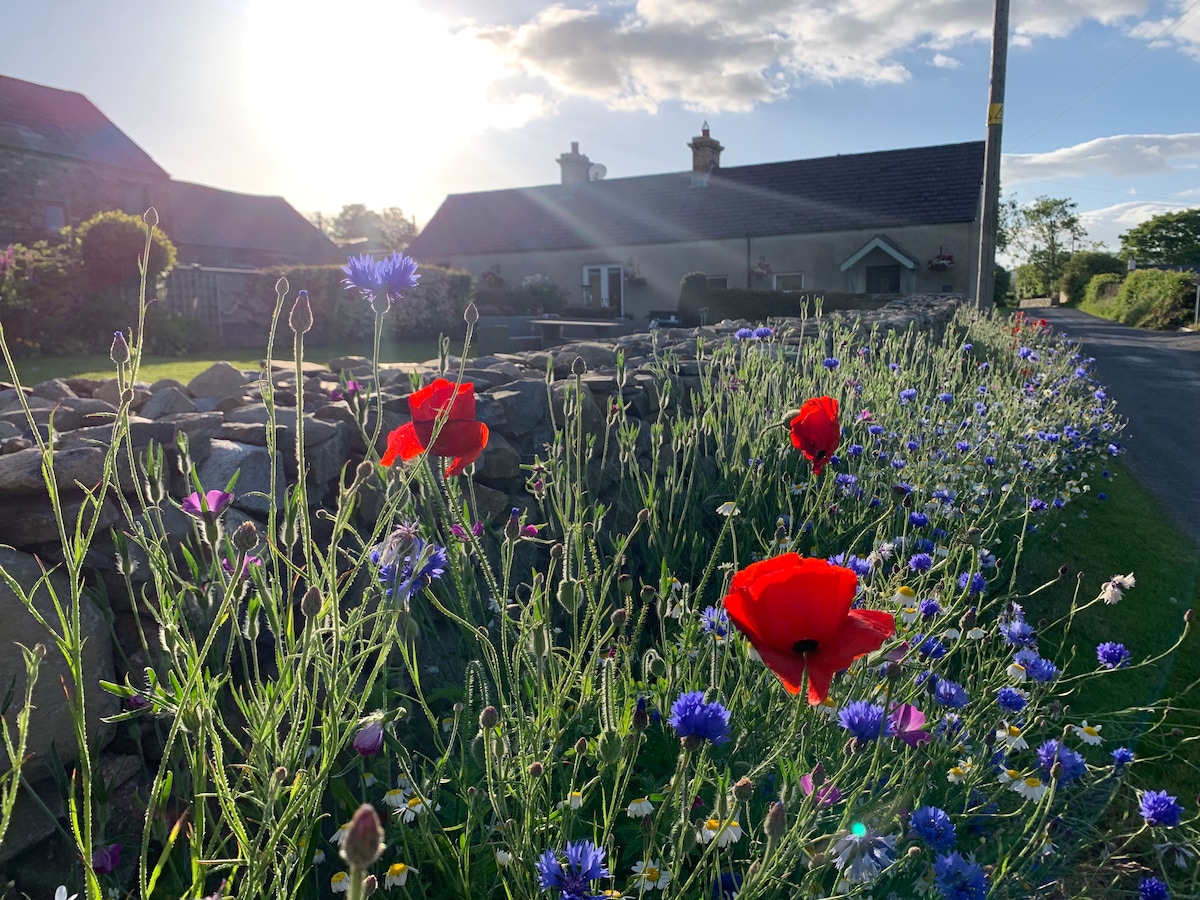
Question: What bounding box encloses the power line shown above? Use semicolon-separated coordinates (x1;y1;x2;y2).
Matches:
1011;177;1198;205
1010;0;1200;151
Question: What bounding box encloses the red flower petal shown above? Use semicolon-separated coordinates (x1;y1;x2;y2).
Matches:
789;396;840;475
407;378;477;422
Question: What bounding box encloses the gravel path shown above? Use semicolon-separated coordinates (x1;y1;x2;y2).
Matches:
1035;308;1200;548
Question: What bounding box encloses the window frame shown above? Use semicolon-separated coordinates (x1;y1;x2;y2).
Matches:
44;202;68;234
773;272;805;293
706;275;729;290
581;264;624;314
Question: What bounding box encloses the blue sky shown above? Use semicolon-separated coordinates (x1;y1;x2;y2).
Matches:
4;0;1199;254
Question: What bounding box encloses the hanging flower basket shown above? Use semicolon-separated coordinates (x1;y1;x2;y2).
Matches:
927;249;955;273
750;256;773;280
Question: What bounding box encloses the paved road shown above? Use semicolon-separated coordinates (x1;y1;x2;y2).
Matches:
1035;308;1200;548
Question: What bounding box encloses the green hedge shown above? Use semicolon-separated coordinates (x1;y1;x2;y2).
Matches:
246;263;473;344
1082;272;1123;309
1115;268;1194;329
678;272;810;325
1057;251;1126;306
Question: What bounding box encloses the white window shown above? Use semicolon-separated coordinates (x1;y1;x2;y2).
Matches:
774;272;805;292
45;203;67;233
706;276;728;290
582;265;623;310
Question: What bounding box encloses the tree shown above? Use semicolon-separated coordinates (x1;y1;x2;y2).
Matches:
1119;208;1200;265
1057;251;1126;306
1007;196;1087;298
328;204;419;253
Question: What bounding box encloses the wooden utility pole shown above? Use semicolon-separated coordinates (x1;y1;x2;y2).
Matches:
975;0;1010;309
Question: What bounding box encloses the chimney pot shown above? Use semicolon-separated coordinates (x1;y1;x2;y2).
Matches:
558;141;592;186
688;124;724;186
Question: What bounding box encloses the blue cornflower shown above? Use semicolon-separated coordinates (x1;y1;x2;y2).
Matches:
669;691;731;748
700;606;729;639
370;525;447;608
911;806;956;851
915;634;947;660
957;572;987;596
831;826;897;883
908;512;930;528
973;401;987;415
823;357;840;369
1111;747;1135;771
1036;739;1087;785
1097;641;1131;669
891;457;907;469
983;455;996;466
919;598;942;618
1139;790;1184;827
909;553;934;573
1014;649;1059;682
1029;498;1048;512
889;362;901;373
341;252;419;310
900;388;918;404
937;392;954;403
1018;346;1033;359
838;700;893;742
536;839;609;900
868;424;885;436
735;327;755;340
906;439;921;451
996;686;1027;714
933;852;989;900
911;537;935;553
848;444;864;457
1000;617;1037;648
955;441;971;452
828;553;872;577
933;679;970;709
712;871;743;898
753;326;773;339
1140;877;1170;900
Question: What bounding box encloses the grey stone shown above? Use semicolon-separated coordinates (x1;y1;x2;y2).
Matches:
29;378;76;401
303;421;353;486
0;773;63;865
224;405;339;445
475;430;523;484
0;446;107;494
552;341;619;372
0;547;117;779
140;386;198;419
0;405;84;434
148;378;192;396
329;355;372;373
488;381;549;436
0;420;20;441
93;379;151;410
551;380;604;435
197;439;285;515
0;495;122;546
160;411;225;441
187;362;251;399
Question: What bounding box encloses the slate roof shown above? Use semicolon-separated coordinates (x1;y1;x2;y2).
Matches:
410;141;984;259
0;74;168;177
166;181;341;261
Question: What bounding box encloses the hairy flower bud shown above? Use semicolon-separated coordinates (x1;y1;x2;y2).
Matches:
529;761;544;777
362;875;378;898
289;289;313;334
480;706;500;729
575;736;588;755
618;574;632;596
355;460;375;483
340;803;384;869
301;586;322;619
637;508;651;525
611;608;628;629
733;776;755;801
632;697;650;732
505;508;522;540
232;520;258;553
110;331;131;365
464;302;479;325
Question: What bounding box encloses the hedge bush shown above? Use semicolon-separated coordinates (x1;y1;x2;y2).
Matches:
1057;251;1126;306
1083;272;1123;309
678;272;810;325
1115;268;1194;329
75;209;177;290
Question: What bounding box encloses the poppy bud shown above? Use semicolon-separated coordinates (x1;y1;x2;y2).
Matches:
550;542;564;559
340;803;384;869
301;586;322;619
353;721;384;757
611;608;628;629
362;875;378;898
765;801;787;840
632;698;650;732
529;761;544;777
505;508;522;540
733;777;754;801
464;302;479;325
355;460;375;482
479;706;500;729
637;508;651;525
574;736;588;755
618;574;632;596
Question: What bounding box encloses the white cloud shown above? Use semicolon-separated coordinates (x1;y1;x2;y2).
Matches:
1127;0;1200;59
1003;133;1200;183
1079;199;1196;250
472;0;1159;112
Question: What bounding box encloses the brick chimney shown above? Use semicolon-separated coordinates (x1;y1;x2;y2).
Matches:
688;122;723;185
557;141;592;186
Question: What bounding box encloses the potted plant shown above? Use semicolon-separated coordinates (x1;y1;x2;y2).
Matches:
750;255;773;280
927;248;955;273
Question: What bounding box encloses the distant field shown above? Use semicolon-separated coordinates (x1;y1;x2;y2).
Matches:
3;339;446;386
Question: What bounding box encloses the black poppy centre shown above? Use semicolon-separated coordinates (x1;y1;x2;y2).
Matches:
793;639;819;655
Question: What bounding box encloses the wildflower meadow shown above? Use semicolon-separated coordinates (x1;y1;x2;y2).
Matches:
0;217;1196;900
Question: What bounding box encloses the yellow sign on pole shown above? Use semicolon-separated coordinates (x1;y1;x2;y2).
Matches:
987;104;1004;125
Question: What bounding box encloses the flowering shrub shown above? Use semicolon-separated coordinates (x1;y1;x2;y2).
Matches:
0;238;1196;900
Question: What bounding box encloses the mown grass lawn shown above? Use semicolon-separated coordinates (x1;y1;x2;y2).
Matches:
1009;459;1200;798
3;339;444;385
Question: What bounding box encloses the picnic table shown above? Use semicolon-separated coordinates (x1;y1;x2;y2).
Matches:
528;317;627;346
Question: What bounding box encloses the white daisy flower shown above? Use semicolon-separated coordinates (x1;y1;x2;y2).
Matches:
330;823;350;845
383;788;409;808
1099;573;1135;604
947;758;975;783
1015;775;1048;802
900;606;919;626
1006;661;1028;682
331;872;349;893
997;723;1028;751
55;889;79;900
1072;720;1103;745
716;501;740;517
495;848;514;866
627;797;654;818
399;795;428;823
698;817;743;846
890;586;916;605
631;858;671;890
385;862;417;887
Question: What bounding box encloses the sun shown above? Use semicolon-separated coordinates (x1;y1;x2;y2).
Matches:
241;0;545;213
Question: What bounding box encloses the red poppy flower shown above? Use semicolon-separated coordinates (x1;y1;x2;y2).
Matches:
722;553;895;705
382;378;489;476
789;396;840;475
